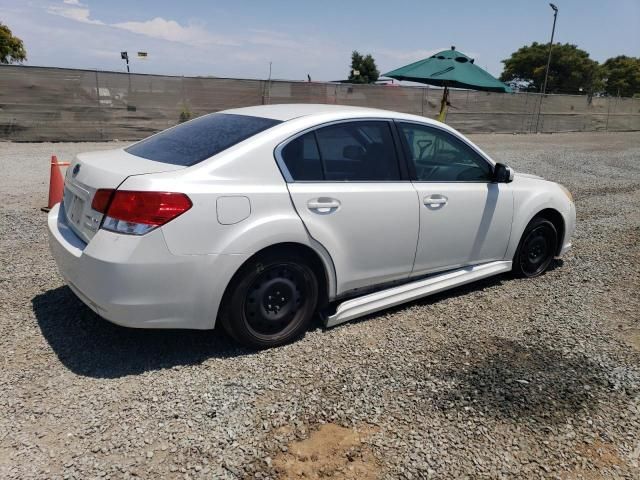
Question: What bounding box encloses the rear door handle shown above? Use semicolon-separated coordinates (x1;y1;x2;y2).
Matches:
307;198;341;214
423;194;448;207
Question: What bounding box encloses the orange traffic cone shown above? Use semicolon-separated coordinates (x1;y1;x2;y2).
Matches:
41;155;71;212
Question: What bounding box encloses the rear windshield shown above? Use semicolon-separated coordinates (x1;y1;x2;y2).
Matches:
125;113;282;166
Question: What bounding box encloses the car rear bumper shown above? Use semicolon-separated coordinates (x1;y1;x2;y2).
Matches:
47;203;247;330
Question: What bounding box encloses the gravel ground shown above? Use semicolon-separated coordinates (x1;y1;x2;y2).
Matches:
1;132;639;479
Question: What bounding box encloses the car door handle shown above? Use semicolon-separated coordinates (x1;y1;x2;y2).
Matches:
423;195;448;207
307;198;341;213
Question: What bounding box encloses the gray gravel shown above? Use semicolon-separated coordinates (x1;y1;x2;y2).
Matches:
1;132;639;479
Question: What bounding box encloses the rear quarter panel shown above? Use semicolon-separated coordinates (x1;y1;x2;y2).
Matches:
118;124;338;298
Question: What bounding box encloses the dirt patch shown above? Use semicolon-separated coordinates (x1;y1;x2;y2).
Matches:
621;328;640;352
273;423;380;479
561;441;628;479
577;441;624;468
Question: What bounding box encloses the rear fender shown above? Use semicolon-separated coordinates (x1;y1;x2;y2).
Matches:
214;213;338;300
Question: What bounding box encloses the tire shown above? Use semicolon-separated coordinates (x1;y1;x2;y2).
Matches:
512;217;558;278
219;251;319;349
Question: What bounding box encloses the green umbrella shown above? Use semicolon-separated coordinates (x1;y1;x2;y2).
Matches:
383;46;512;121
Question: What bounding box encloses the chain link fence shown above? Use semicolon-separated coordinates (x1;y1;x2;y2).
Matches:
1;65;639;141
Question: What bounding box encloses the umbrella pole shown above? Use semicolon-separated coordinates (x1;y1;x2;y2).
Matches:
437;86;449;123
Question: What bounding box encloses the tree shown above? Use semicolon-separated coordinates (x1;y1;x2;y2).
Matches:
500;42;600;94
348;51;379;84
0;22;26;64
600;56;640;97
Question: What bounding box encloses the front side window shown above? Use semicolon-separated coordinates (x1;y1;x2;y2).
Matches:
280;121;401;181
398;123;492;182
126;113;282;166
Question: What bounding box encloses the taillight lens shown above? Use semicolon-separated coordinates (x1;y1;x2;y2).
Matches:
91;189;114;213
100;191;192;235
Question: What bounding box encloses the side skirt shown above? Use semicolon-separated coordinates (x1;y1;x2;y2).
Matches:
325;261;512;328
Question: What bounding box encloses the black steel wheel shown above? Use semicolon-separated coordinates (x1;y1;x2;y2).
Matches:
219;251;318;349
513;217;558;278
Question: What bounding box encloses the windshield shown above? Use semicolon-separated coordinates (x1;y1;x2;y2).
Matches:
125;113;282;166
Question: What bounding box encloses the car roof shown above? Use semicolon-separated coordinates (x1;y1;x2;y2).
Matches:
222;103;435;124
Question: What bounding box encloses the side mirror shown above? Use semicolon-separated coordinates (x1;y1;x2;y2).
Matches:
493;163;514;183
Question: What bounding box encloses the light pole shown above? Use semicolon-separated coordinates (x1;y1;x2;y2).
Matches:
542;3;558;96
536;3;558;133
121;51;130;73
267;61;272;105
121;51;131;105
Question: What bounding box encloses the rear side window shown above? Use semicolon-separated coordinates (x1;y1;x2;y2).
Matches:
280;132;323;181
126;113;282;166
280;121;401;181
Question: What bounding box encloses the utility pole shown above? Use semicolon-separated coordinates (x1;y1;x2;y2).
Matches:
536;3;558;133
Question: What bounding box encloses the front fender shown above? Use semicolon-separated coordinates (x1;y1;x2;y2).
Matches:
505;180;575;260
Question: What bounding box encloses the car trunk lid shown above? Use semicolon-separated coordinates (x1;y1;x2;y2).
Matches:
62;148;185;243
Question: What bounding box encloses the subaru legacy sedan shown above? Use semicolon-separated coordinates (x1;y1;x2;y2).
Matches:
48;104;575;348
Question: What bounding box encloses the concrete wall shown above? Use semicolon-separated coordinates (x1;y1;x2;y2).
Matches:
1;65;639;141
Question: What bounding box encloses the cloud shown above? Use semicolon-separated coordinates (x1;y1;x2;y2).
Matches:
113;17;240;47
35;1;344;79
47;2;238;46
374;48;447;63
48;0;103;24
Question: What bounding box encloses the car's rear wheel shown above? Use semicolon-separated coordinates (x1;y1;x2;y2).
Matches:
512;217;558;278
219;251;318;349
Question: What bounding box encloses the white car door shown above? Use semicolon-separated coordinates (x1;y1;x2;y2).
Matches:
396;121;513;276
278;120;419;294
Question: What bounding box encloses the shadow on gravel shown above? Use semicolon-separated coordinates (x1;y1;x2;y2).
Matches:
433;337;615;422
32;286;249;379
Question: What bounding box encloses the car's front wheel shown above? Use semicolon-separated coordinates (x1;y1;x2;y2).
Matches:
512;217;558;278
219;251;319;349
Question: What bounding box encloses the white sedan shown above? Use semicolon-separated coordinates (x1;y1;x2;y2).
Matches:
48;104;575;348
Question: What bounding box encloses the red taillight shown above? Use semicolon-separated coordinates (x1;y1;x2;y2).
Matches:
106;191;192;226
91;189;115;213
